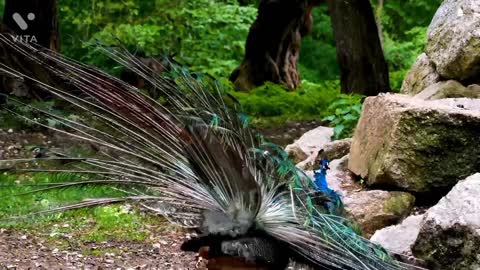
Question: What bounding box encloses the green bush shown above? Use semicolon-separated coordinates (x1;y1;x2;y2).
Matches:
230;80;341;126
323;94;364;140
60;0;256;77
300;6;339;81
385;27;427;90
381;0;442;40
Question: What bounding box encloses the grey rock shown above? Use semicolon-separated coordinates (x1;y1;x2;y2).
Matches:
7;79;30;97
415;80;480;100
321;138;352;162
343;190;415;237
285;145;308;165
401;53;442;95
286;126;333;156
296;153;317;171
349;94;480;192
371;215;424;256
413;173;480;270
306;156;415;237
285;126;333;164
426;0;480;80
468;84;480;94
296;138;352;170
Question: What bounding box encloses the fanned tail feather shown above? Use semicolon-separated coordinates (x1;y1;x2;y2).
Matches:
0;34;423;270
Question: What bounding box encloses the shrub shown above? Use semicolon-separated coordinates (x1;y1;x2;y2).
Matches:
229;80;341;127
323;94;364;140
384;27;427;90
60;0;256;78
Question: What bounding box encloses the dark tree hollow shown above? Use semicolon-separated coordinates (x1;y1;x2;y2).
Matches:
230;0;321;91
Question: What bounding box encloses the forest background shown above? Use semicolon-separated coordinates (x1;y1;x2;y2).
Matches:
0;0;443;138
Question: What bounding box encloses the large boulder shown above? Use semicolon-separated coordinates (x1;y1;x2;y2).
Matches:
285;126;333;164
401;53;442;95
426;0;480;81
349;94;480;192
414;80;480;100
371;214;424;256
306;156;415;237
413;174;480;270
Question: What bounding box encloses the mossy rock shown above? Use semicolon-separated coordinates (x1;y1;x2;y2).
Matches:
412;174;480;270
349;95;480;192
343;190;415;237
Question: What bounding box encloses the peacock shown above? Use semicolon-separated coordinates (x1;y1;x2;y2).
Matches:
312;151;342;215
0;34;421;270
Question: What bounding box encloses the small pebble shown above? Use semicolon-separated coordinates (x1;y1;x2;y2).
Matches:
152;243;161;253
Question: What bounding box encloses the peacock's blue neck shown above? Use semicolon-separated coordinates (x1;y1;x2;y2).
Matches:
314;159;330;192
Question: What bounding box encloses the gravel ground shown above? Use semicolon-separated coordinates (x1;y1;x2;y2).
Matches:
0;229;199;270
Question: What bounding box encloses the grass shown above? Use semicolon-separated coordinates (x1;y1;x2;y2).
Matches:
0;172;168;254
0;172;124;219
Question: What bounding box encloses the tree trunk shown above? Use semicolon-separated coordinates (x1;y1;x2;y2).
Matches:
230;0;321;91
2;0;59;50
327;0;390;96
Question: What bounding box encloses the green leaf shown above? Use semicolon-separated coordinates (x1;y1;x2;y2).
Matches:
333;125;345;138
343;114;358;121
323;115;335;122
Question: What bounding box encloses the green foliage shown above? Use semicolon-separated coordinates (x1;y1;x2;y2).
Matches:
2;0;444;128
323;94;364;140
59;0;256;77
381;0;442;40
230;80;341;126
301;1;440;89
384;27;428;90
0;0;4;18
57;0;442;98
300;6;339;81
79;206;148;242
375;0;442;90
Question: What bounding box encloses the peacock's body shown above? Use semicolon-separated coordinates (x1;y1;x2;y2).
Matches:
0;34;421;270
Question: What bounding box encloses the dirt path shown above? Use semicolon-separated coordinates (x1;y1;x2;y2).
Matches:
0;229;199;270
